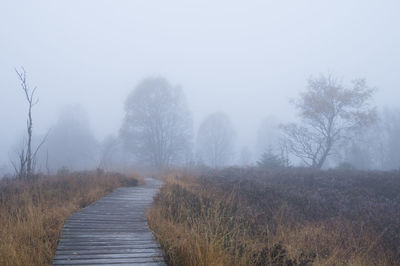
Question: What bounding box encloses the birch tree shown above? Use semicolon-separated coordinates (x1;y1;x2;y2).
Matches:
282;74;376;169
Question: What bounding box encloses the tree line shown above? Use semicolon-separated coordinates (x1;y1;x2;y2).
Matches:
10;70;400;179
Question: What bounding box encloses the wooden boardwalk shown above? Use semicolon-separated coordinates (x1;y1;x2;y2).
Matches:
53;178;165;265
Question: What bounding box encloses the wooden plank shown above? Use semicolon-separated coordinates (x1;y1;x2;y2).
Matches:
55;248;161;255
53;257;165;265
53;178;165;265
56;245;160;251
54;252;162;259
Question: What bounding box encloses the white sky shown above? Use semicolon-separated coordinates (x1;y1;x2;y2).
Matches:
1;0;400;164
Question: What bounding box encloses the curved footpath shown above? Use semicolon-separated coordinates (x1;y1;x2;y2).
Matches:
53;178;165;265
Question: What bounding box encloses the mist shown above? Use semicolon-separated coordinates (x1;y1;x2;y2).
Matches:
2;0;400;175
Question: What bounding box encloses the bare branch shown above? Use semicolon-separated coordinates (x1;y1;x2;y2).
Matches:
282;74;376;168
14;67;42;180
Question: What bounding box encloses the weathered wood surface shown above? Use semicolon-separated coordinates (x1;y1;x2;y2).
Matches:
53;178;165;265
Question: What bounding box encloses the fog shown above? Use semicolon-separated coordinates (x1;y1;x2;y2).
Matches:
1;0;400;174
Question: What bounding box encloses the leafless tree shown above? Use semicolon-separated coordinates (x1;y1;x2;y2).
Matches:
13;68;46;180
277;137;291;167
379;109;400;169
282;74;376;169
334;108;400;170
120;77;192;170
38;105;99;172
99;135;121;171
196;112;235;168
239;146;252;166
256;115;280;158
98;135;132;172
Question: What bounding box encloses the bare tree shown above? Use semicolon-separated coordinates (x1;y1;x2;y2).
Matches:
332;108;400;170
256;115;280;158
277;137;291;167
99;135;131;172
38;105;99;172
13;68;46;180
120;77;192;170
239;146;252;166
379;109;400;169
196;112;235;168
282;74;376;169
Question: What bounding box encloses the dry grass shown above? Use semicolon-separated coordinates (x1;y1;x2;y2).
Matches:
148;169;400;266
0;170;140;266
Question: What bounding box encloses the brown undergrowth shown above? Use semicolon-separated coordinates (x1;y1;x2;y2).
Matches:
147;168;400;265
0;170;140;266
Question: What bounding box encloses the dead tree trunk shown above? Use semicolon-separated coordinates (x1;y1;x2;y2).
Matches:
15;67;39;181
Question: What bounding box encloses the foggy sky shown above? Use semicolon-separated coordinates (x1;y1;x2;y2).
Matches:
1;0;400;167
